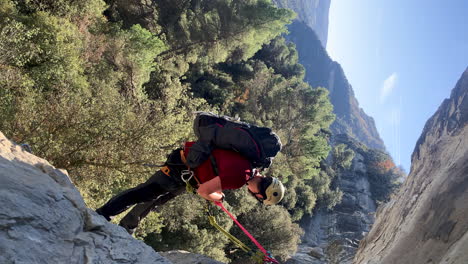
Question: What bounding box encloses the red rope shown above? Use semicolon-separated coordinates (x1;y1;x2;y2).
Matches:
213;201;279;264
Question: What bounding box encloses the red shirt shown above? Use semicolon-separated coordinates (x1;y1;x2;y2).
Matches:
184;142;252;190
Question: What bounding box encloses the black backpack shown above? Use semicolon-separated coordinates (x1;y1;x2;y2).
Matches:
185;112;282;169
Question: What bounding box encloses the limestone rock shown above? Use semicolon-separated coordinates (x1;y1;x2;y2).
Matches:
288;135;376;264
354;68;468;264
0;132;171;264
160;250;224;264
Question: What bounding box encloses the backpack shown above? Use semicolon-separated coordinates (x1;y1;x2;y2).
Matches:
185;112;282;170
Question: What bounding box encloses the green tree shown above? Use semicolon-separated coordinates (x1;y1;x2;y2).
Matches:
364;149;402;204
0;0;202;213
233;206;302;262
147;194;233;262
332;143;355;170
155;0;295;64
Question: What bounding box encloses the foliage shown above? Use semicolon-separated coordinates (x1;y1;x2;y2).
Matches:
156;0;295;64
233;206;302;263
145;194;232;262
0;0;199;212
332;143;355;170
11;0;106;18
253;36;305;78
363;149;402;204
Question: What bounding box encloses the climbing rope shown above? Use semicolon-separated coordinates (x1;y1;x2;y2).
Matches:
211;201;279;264
205;201;279;264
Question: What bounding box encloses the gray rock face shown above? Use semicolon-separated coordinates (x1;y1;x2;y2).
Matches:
287;135;377;264
0;132;171;264
161;250;224;264
272;0;331;48
354;68;468;264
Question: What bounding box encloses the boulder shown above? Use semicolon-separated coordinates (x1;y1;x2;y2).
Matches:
0;132;171;264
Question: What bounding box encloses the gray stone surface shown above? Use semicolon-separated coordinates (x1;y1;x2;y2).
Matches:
355;68;468;264
161;250;225;264
288;139;376;264
0;132;171;264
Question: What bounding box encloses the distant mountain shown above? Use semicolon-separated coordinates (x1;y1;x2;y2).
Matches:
287;21;386;151
355;68;468;264
272;0;331;48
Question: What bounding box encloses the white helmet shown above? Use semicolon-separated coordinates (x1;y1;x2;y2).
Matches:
262;177;285;205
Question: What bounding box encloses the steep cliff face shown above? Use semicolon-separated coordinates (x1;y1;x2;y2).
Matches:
286;135;377;264
272;0;331;47
354;68;468;264
286;21;385;151
0;132;171;264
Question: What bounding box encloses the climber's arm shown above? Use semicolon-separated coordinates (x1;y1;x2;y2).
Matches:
197;176;224;202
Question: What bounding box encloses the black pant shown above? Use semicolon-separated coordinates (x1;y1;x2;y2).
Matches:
97;150;187;231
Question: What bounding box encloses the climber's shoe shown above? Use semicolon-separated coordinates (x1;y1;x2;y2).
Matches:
95;208;112;221
119;222;136;235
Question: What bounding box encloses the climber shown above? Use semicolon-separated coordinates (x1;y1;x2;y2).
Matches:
96;141;285;234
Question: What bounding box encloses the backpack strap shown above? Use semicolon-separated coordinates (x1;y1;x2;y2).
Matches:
209;155;220;176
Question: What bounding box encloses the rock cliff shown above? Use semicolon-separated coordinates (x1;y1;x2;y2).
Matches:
286;134;377;264
354;68;468;264
0;132;171;264
161;250;224;264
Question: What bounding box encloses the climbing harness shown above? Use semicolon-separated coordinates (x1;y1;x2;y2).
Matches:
181;169;198;193
181;169;195;183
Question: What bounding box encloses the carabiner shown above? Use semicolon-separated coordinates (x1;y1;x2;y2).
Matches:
181;170;194;183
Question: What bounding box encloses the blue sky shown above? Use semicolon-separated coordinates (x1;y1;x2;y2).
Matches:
327;0;468;173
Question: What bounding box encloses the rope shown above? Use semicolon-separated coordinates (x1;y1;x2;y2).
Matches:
184;184;278;263
212;201;279;264
204;202;265;264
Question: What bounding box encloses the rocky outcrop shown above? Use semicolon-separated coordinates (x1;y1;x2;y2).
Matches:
354;68;468;264
272;0;331;47
0;132;171;264
287;135;377;264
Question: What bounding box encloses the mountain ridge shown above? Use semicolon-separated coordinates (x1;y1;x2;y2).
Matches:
272;0;331;48
286;21;386;153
